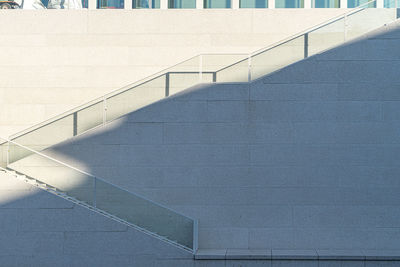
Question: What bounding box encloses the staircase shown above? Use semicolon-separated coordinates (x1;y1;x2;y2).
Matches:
1;1;399;254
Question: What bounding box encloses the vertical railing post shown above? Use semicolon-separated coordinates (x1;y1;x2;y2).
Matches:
94;177;97;208
73;112;78;136
193;219;199;253
213;72;217;82
247;55;252;82
304;33;309;59
165;73;170;97
199;55;203;83
6;141;10;166
344;14;348;42
103;97;107;126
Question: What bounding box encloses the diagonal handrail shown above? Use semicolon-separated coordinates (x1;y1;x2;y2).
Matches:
0;136;198;253
9;0;382;141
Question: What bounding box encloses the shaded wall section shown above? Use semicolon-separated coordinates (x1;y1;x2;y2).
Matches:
0;171;193;266
17;20;400;250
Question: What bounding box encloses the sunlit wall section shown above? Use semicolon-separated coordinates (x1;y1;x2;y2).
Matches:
240;0;268;8
313;0;339;7
204;0;231;8
275;0;304;8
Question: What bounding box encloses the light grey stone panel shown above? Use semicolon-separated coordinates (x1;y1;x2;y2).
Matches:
293;206;400;228
207;83;250;101
248;228;295;249
293;228;369;250
126;100;208;123
163;123;210;144
383;101;400;121
196;249;227;260
163;123;250;144
64;228;192;259
336;82;392;101
195;260;226;267
0;188;74;209
270;260;318;267
248;123;294;144
364;228;400;250
195;166;250;187
0;232;64;256
207;101;249;122
174;205;292;228
318;260;365;267
271;250;317;260
155;259;195;267
120;144;250;166
198;228;249;249
0;172;31;191
294;122;397;144
364;250;400;260
365;261;400;267
17;205;128;232
338;166;400;188
250;144;399;167
250;82;338;101
367;187;400;205
316;250;365;260
0;209;18;233
226;249;271;260
225;260;272;267
171;84;210;101
316;39;400;61
0;256;16;267
64;254;155;267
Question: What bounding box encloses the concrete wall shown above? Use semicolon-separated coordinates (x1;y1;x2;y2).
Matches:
0;9;350;136
1;172;399;267
15;20;400;251
0;171;193;267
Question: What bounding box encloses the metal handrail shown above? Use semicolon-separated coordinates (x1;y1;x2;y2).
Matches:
1;136;197;223
8;1;379;140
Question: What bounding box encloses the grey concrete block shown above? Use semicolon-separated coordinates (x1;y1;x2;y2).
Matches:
0;189;74;209
199;228;249;249
0;232;64;256
195;260;226;267
270;260;318;267
226;249;271;260
318;260;365;267
250;82;338;101
196;249;227;260
225;260;272;267
155;259;195;267
365;262;400;267
294;206;400;228
248;228;295;249
0;209;18;233
271;250;318;260
248;123;294;144
316;250;365;260
383;101;400;121
363;250;400;261
207;101;249;122
207;83;249;101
